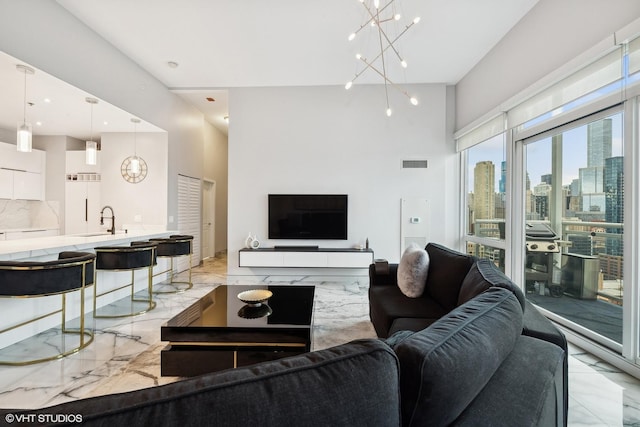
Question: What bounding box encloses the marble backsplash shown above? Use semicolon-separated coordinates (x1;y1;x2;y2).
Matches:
0;199;60;231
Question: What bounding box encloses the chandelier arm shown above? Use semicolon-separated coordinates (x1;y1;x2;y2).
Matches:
357;56;415;101
375;9;391;110
383;20;419;63
361;0;406;64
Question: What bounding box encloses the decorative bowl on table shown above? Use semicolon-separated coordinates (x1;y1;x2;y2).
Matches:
237;289;273;307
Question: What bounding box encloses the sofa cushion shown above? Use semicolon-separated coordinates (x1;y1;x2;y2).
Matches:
388;318;437;337
452;335;565;427
397;244;430;298
8;339;400;427
390;287;523;427
457;259;526;311
424;243;476;311
369;285;449;338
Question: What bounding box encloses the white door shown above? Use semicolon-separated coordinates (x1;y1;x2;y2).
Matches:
202;180;216;259
177;174;201;271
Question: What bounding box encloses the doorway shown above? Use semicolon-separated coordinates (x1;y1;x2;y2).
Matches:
202;180;216;260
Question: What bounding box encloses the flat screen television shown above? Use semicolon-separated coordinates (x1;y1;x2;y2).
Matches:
268;194;348;240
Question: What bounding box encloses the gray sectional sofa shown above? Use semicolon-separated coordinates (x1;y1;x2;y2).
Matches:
1;243;567;426
370;242;568;426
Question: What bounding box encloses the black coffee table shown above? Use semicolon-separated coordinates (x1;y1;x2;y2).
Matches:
160;285;315;376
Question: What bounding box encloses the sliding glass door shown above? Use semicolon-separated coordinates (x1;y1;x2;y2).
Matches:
522;108;625;350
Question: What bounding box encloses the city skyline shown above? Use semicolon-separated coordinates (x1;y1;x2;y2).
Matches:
467;112;623;192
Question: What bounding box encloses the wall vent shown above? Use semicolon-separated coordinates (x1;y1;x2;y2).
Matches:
402;159;428;169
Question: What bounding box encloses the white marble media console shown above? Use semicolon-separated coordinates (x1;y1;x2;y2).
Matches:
238;247;374;268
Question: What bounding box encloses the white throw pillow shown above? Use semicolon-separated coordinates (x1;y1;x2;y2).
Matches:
397;244;430;298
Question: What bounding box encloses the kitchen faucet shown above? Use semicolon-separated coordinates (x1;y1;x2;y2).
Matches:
100;206;116;235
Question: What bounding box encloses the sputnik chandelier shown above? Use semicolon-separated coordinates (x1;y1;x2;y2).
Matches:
345;0;420;117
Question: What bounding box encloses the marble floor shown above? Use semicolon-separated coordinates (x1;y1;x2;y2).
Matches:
0;255;639;426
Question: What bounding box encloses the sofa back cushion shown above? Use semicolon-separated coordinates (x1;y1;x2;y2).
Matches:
424;243;476;311
457;259;526;311
390;287;523;427
9;340;400;427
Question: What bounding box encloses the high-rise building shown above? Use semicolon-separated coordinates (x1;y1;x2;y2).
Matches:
474;161;495;220
587;119;612;168
499;161;506;193
605;156;624;257
541;174;552;185
578;118;612;214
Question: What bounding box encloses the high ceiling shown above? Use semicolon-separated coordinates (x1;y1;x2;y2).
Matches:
1;0;539;140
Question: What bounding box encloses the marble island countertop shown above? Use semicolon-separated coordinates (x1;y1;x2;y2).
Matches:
0;226;60;233
0;230;177;261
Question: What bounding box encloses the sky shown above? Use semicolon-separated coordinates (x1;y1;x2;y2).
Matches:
467;111;624;192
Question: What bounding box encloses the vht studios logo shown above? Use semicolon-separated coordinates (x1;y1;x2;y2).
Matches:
5;413;83;423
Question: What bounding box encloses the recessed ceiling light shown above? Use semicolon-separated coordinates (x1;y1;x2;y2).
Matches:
206;97;215;102
167;61;179;68
43;98;51;103
103;121;108;125
36;121;42;126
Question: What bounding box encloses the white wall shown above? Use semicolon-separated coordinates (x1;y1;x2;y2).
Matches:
455;0;640;131
0;0;205;235
99;132;168;229
227;84;458;275
204;121;229;254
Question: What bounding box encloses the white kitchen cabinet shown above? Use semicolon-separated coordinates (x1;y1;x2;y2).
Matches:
0;168;43;200
14;149;45;173
65;181;102;235
65;151;102;235
13;170;43;200
0;168;13;199
0;142;46;201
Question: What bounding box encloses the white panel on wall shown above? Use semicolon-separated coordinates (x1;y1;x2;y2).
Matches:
401;199;429;256
177;174;201;271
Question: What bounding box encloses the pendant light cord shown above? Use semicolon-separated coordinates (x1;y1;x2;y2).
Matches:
89;103;93;143
22;69;27;126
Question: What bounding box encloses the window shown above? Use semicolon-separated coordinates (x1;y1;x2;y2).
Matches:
523;110;624;347
465;132;507;271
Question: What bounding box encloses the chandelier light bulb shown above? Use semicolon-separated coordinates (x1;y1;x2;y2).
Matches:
413;17;421;24
395;14;401;20
374;0;380;9
386;107;392;117
401;60;408;68
348;33;356;41
410;97;419;106
356;53;362;60
345;81;353;90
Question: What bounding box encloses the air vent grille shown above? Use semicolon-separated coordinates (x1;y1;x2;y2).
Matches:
402;160;428;169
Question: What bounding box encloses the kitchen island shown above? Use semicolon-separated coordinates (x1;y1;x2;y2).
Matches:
0;229;180;350
0;229;175;261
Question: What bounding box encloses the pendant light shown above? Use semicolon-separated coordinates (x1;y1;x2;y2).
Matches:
121;118;147;184
16;64;35;152
130;118;141;174
85;97;99;165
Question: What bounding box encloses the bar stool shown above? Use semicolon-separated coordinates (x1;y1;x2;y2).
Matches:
93;243;157;318
149;235;194;294
0;251;96;365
